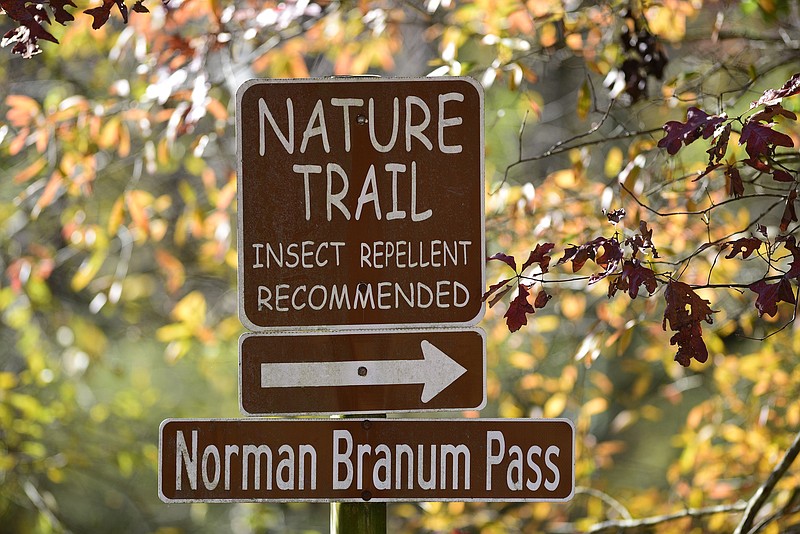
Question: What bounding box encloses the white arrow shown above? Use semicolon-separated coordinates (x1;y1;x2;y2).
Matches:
260;340;467;403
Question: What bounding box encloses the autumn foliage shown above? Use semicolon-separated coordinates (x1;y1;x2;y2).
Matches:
485;73;800;367
4;0;800;532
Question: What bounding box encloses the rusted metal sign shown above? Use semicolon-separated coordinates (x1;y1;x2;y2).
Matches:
236;77;485;331
239;329;485;415
159;418;574;503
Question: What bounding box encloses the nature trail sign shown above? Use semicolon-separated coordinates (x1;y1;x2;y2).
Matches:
236;77;485;330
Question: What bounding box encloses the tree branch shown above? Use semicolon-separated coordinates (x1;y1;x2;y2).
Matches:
588;501;748;533
734;428;800;534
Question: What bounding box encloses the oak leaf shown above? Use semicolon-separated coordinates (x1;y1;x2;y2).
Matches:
504;285;536;333
750;73;800;109
739;121;794;160
487;252;517;272
725;165;744;198
607;260;658;299
749;277;796;318
520;243;555;274
722;237;763;259
780;189;798;232
662;280;715;366
658;107;725;155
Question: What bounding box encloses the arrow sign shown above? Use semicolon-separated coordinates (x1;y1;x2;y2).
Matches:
239;329;486;415
261;340;467;403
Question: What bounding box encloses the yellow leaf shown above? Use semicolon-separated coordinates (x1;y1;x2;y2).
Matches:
582;397;608;417
126;190;153;236
107;197;125;235
13;156;46;184
98;117;120;149
155;248;185;294
71;250;106;291
577;80;591;120
544;393;567;417
605;147;624;178
5;95;40;127
171;291;206;327
0;372;18;390
32;171;63;219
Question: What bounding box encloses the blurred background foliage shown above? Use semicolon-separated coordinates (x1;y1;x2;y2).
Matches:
2;0;800;532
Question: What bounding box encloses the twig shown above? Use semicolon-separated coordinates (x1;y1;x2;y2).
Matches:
574;486;632;521
734;428;800;534
588;501;748;533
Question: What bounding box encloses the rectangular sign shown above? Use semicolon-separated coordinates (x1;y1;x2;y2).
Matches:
159;418;574;503
236;77;485;331
239;329;486;415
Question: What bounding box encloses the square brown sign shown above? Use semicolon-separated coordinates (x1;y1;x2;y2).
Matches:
236;77;484;330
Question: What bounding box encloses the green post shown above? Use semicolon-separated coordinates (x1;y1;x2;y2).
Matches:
331;414;387;534
330;501;387;534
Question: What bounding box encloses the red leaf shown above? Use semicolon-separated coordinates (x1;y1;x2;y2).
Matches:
534;289;552;309
749;277;796;317
725;165;744;198
520;243;555;274
84;4;112;29
773;169;795;183
83;0;128;29
605;208;626;224
670;322;709;366
722;237;763;259
504;285;535;333
750;73;800;109
783;236;800;278
662;280;715;367
481;277;514;304
559;237;620;273
780;189;798;232
706;123;731;165
50;0;78;24
739;121;794;160
750;104;798;123
658;107;726;155
608;260;658;299
625;220;659;259
487;252;517;272
488;284;515;308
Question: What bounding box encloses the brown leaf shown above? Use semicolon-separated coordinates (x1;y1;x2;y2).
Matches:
662;280;715;366
725;165;744;198
487;252;517;272
739;121;794;160
780;189;798;232
504;285;535;332
482;277;514;304
722;237;763;259
520;243;555;274
749;277;796;317
750;73;800;109
658;107;726;155
608;260;658;299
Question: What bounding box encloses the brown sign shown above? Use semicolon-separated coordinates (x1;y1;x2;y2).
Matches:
236;78;484;330
159;418;574;503
239;329;485;415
